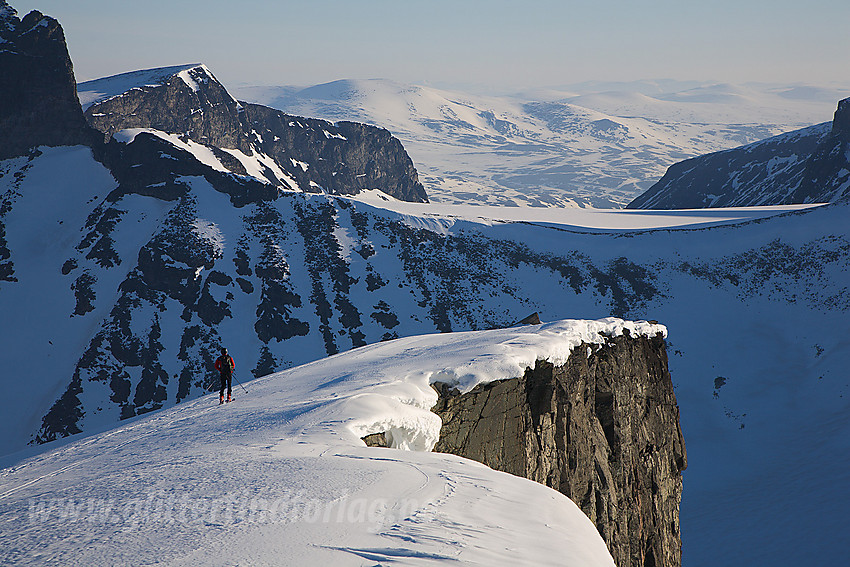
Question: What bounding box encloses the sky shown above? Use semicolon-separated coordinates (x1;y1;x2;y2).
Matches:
9;0;850;91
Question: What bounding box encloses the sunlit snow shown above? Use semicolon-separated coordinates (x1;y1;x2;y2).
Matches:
349;189;824;231
0;320;635;566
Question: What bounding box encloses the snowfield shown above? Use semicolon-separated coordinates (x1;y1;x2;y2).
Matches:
0;320;653;566
349;189;824;232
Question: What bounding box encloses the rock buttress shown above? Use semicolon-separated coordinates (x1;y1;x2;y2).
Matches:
0;4;95;159
432;332;687;567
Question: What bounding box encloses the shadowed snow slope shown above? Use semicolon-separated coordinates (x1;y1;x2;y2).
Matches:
0;321;644;566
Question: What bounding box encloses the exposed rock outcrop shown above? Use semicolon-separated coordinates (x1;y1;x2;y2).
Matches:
432;332;686;567
786;97;850;204
243;103;428;203
0;2;95;159
628;97;850;209
361;432;390;448
833;97;850;139
514;311;542;325
83;65;252;153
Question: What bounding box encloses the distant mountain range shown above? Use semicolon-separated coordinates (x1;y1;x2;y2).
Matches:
233;79;848;208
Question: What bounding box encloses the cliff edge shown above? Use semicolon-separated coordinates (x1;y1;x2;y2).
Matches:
432;331;686;567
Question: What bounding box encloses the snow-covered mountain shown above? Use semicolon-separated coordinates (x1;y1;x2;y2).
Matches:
233;79;847;208
628;97;850;208
3;3;850;566
76;65;427;204
4;136;850;565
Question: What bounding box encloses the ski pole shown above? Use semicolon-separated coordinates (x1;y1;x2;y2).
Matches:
233;372;248;394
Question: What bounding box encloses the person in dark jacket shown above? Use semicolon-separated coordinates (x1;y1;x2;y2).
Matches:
214;347;235;404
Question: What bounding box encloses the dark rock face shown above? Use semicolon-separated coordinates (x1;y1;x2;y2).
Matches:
84;65;252;153
82;66;427;203
0;2;94;159
432;333;686;567
628;97;850;209
833;98;850;138
361;432;390;447
244;104;427;203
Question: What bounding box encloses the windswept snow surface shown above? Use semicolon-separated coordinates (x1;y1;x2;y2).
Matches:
0;321;639;566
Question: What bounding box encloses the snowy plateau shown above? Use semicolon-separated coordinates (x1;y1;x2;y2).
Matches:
2;3;850;566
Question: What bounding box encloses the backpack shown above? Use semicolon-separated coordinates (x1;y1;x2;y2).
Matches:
220;355;234;374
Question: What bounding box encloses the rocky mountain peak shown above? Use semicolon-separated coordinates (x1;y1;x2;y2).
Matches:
0;1;19;35
81;62;250;152
81;63;428;202
0;2;95;159
833;97;850;138
77;63;206;110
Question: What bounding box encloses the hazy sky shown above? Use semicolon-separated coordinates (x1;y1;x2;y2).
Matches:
10;0;849;90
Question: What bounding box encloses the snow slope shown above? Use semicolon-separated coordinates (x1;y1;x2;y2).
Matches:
0;142;817;453
234;79;849;208
0;320;647;566
0;146;152;443
2;138;849;566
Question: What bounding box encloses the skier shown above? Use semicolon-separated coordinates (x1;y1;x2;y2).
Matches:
215;347;235;404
